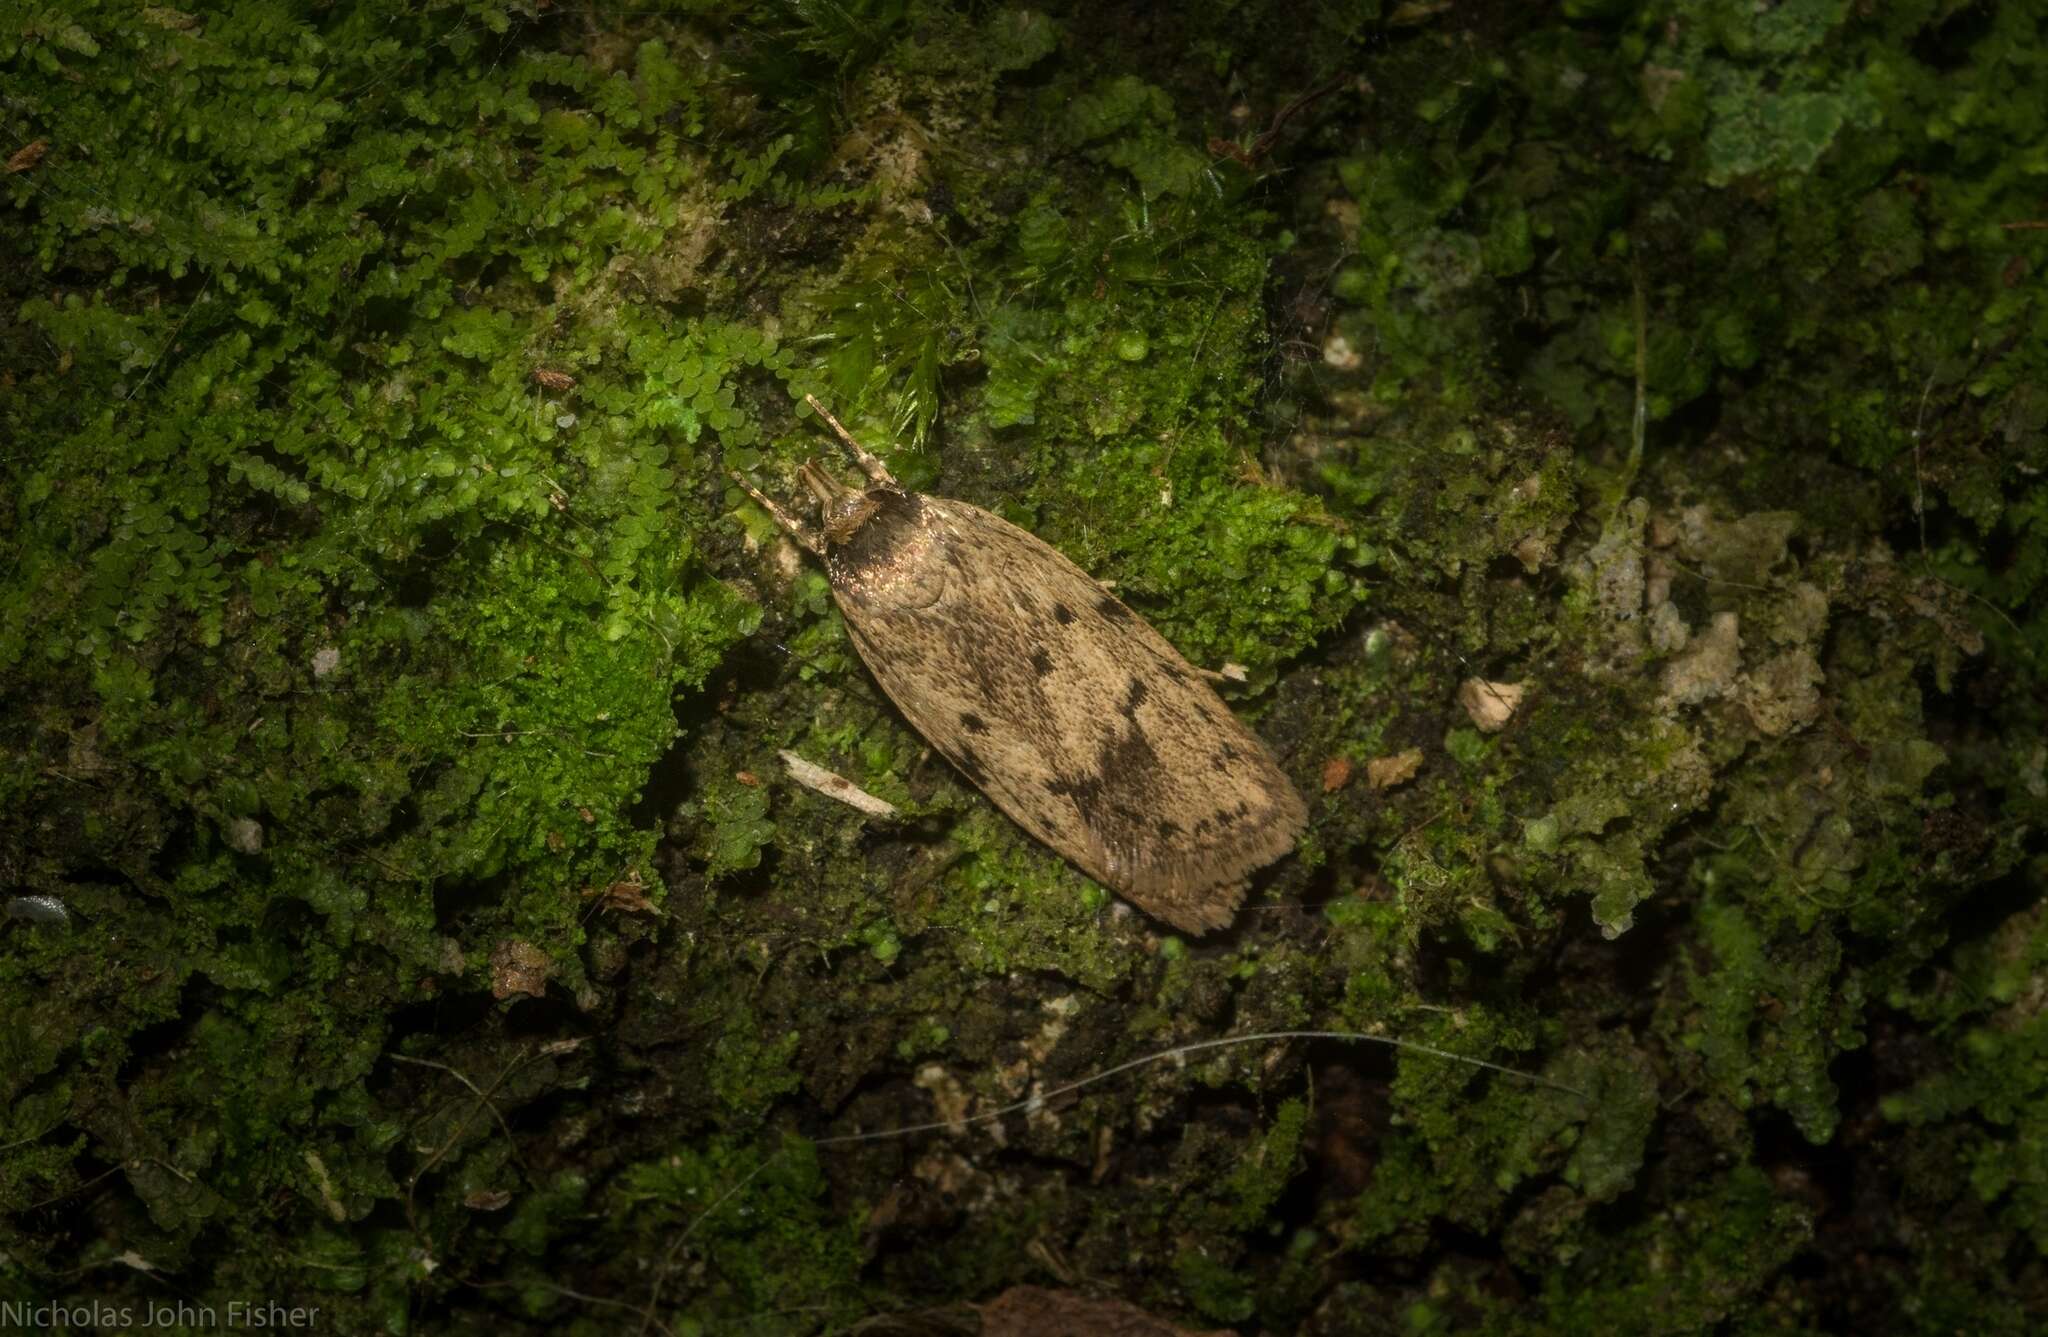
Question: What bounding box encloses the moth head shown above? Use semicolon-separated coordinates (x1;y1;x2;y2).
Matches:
800;460;890;546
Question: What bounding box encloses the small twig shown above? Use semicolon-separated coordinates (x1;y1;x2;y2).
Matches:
1910;367;1937;556
390;1052;532;1175
1211;72;1350;168
393;1047;541;1254
820;1030;1589;1148
779;749;898;819
1156;288;1229;481
122;273;212;403
0;1118;68;1154
1607;256;1648;529
1635;543;1774;595
1896;361;2024;637
498;1280;675;1337
639;1159;777;1336
647;1026;1581;1327
19;1166;120;1214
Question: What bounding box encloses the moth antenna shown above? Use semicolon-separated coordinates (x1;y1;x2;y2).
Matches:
728;469;822;556
803;394;896;486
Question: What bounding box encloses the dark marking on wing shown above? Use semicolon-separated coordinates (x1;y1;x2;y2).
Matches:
1099;721;1160;785
1205;797;1256;832
1120;678;1148;718
961;644;1002;702
1096;595;1130;621
959;712;989;735
1044;774;1086;803
955;746;988;785
1030;648;1055;676
1211;743;1241;773
1052;602;1075;624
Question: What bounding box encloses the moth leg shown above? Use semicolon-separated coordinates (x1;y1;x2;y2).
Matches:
803;393;896;486
729;470;822;556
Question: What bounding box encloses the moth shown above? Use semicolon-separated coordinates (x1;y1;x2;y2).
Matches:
732;397;1307;934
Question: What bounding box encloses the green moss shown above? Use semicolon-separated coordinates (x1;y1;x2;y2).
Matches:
1497;1166;1815;1335
1174;1246;1257;1324
1219;1097;1309;1231
1885;894;2048;1253
709;1007;804;1118
613;1135;863;1330
1675;898;1861;1143
4;0;2046;1330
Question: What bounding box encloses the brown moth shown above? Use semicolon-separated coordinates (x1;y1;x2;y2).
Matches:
732;397;1307;934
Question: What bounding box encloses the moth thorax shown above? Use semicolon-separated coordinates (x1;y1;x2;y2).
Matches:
823;489;940;600
797;460;887;546
819;489;885;545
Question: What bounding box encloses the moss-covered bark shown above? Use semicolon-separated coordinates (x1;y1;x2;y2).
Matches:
3;1;2044;1332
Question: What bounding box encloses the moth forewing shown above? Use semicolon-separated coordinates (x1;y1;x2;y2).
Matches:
734;399;1307;934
